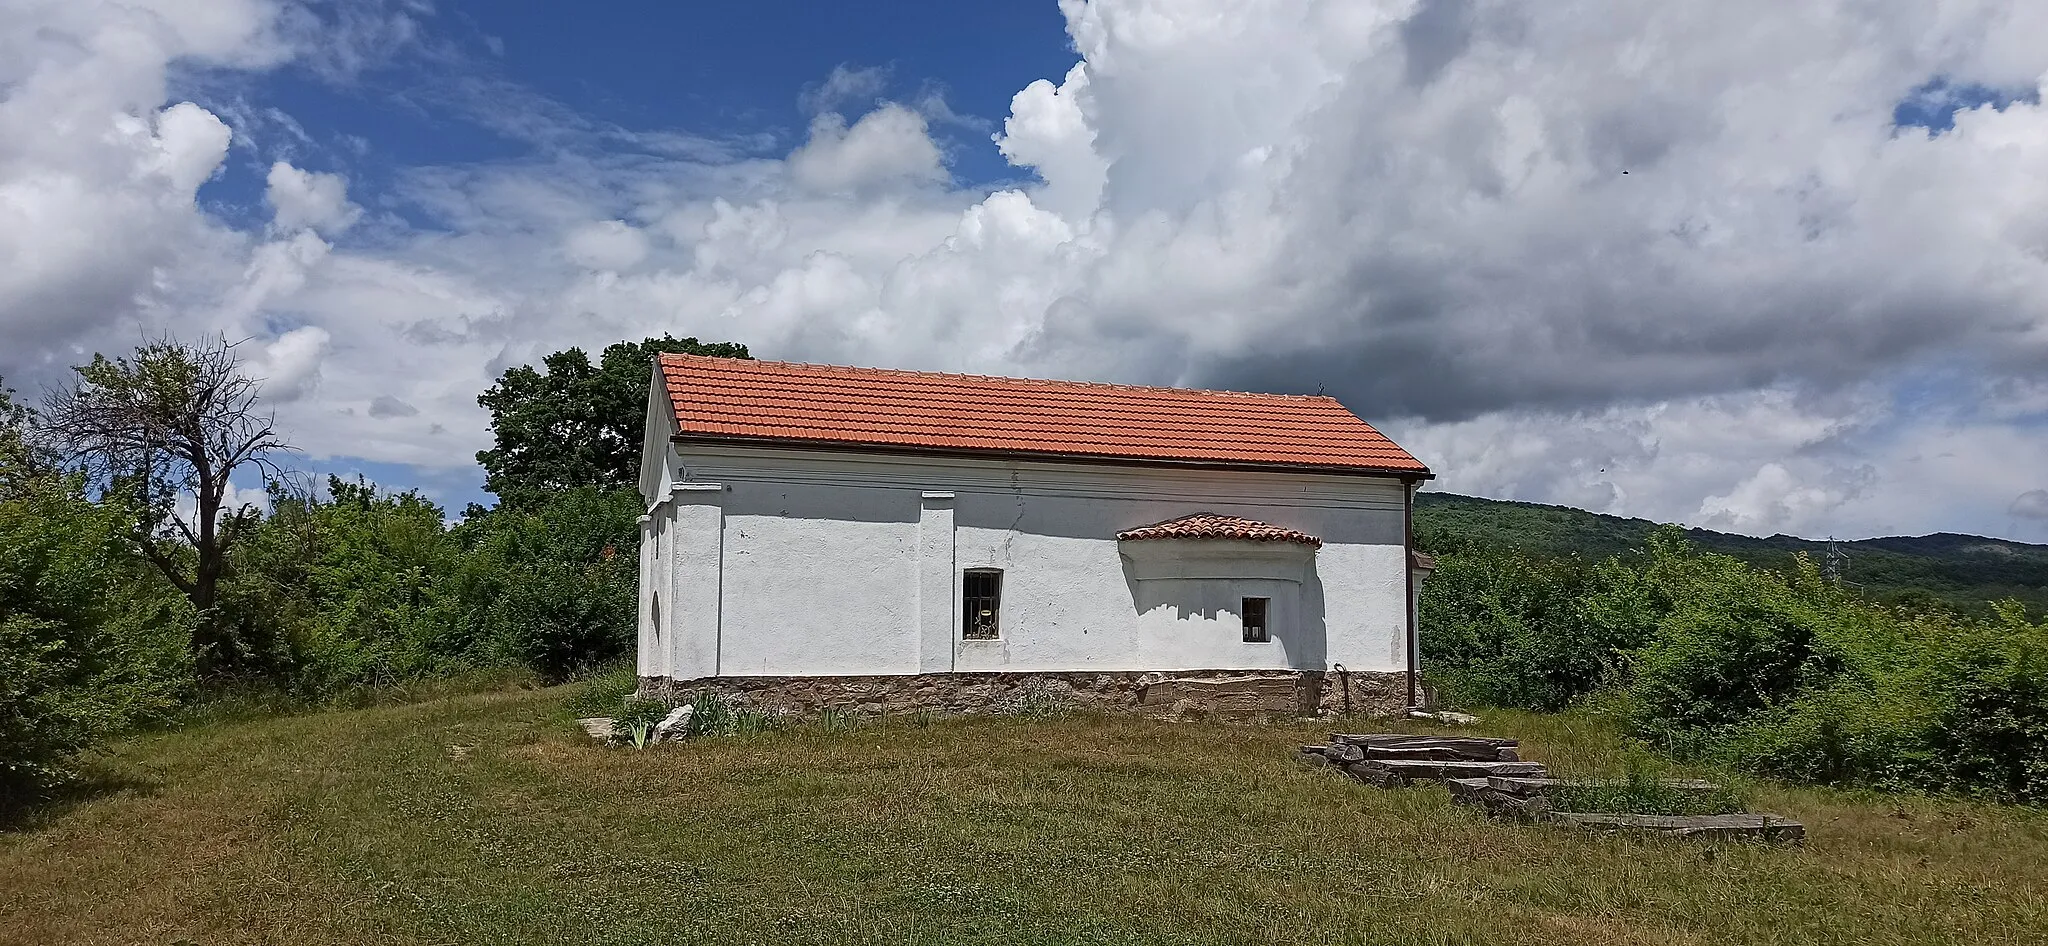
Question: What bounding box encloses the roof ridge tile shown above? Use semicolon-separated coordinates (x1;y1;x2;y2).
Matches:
659;352;1341;402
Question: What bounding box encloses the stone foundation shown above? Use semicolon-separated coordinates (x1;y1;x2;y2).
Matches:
635;669;1408;719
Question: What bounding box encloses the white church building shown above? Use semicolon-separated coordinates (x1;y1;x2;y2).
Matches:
636;354;1435;717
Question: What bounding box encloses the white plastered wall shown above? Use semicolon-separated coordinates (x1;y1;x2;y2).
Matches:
636;441;1415;679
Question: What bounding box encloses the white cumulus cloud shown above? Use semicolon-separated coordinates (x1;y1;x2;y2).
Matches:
787;104;948;194
563;220;651;272
244;325;331;402
266;161;361;233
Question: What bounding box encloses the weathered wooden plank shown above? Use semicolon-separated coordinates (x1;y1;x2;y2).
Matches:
1551;811;1805;843
1485;791;1553;822
1373;759;1548;779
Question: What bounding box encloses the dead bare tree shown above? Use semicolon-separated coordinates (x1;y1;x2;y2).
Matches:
37;335;294;670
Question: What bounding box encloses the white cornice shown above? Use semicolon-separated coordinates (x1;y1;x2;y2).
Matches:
675;443;1404;512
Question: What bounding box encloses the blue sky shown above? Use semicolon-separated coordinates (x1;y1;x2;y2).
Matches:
198;2;1077;223
1893;77;2041;134
191;1;1085;515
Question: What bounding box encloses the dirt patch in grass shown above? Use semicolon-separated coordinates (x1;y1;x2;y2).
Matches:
4;696;2047;945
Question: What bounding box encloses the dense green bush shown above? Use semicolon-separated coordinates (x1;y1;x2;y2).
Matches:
0;334;704;807
1424;526;2048;803
214;480;641;698
445;486;640;681
1419;550;1602;709
1;475;192;808
1622;558;1833;752
218;476;469;696
1713;602;2048;801
1419;533;1668;710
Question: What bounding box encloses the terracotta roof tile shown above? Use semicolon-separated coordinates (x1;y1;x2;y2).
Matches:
1117;514;1323;548
658;354;1429;476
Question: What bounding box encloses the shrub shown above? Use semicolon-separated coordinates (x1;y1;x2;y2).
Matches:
1421;548;1655;710
219;481;642;695
1622;571;1828;754
1;475;192;808
446;487;640;681
1720;601;2048;802
1426;526;2048;803
1930;606;2048;800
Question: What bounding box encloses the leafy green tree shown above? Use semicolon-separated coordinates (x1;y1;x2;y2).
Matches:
0;380;35;492
476;335;748;507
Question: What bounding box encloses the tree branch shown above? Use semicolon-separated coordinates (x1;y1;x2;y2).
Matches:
130;531;197;595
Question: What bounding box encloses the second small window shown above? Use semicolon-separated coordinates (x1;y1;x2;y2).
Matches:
1241;597;1270;643
963;569;1003;640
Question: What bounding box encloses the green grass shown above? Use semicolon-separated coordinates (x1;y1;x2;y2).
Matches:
5;689;2048;946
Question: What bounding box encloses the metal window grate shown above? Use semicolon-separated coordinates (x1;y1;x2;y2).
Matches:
963;569;1003;640
1241;597;1269;643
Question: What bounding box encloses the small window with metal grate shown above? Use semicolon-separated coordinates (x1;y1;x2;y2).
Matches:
1241;597;1270;643
963;569;1003;640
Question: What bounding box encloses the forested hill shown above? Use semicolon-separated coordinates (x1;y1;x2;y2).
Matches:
1413;491;2048;614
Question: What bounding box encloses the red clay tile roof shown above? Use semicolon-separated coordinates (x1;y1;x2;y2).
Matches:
1117;514;1323;548
657;355;1428;476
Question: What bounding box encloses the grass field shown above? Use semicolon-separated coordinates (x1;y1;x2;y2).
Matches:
4;685;2047;946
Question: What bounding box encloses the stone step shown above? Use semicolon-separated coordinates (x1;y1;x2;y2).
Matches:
1332;733;1520;749
1549;811;1806;844
1372;745;1522;763
1344;758;1548;787
1446;777;1554;821
1329;733;1520;762
1485;776;1723;796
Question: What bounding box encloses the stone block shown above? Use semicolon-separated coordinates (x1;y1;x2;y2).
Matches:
644;669;1408;722
1344;761;1407;788
1549;811;1805;844
1362;759;1548;781
1325;742;1366;764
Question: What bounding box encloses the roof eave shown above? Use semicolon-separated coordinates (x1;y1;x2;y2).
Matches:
1117;534;1324;549
670;431;1434;480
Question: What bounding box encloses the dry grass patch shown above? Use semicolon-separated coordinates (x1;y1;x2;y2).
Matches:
3;691;2047;945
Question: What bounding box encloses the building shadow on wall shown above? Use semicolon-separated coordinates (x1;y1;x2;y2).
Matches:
1118;553;1329;668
